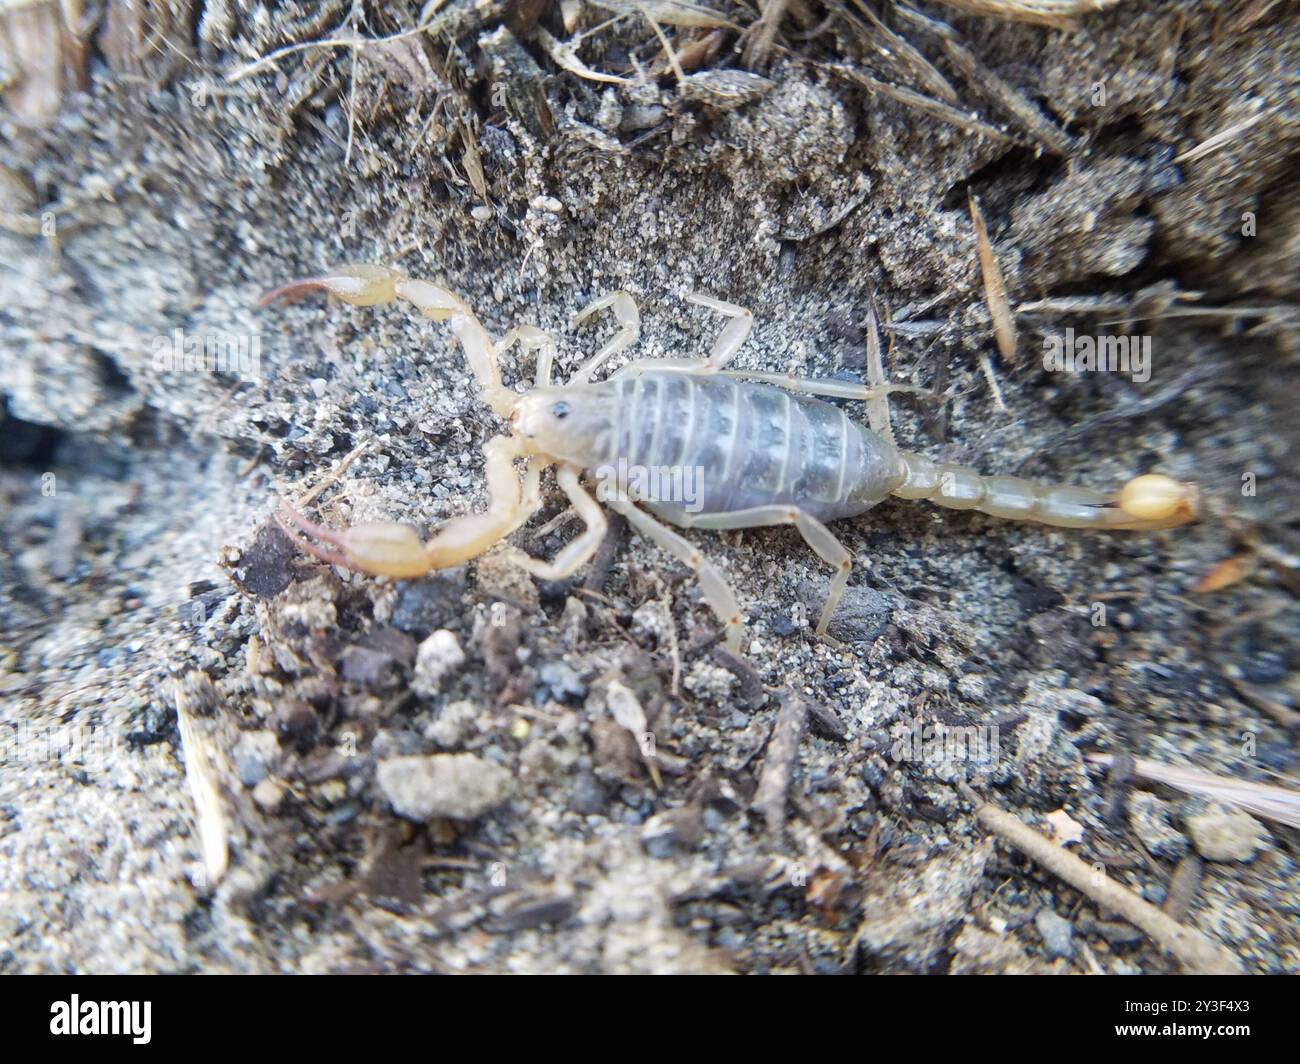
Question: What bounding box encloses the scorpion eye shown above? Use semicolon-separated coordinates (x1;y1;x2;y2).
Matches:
551;401;569;420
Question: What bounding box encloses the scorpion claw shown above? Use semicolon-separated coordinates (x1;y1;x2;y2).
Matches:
274;504;354;569
275;502;434;579
257;264;404;309
257;278;330;308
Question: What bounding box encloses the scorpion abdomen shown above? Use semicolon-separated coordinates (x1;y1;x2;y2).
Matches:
607;371;905;522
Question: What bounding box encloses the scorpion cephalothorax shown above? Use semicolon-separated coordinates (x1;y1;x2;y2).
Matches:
261;264;1198;652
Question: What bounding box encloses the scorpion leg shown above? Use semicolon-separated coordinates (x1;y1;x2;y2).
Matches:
260;263;515;416
675;507;853;639
683;293;754;370
716;370;926;408
276;435;535;577
509;464;608;579
599;293;754;381
606;498;745;652
498;323;557;387
569;290;641;382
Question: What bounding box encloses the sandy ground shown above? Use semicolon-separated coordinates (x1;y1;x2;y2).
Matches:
1;0;1297;973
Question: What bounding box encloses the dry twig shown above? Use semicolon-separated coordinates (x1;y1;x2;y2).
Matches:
958;782;1242;974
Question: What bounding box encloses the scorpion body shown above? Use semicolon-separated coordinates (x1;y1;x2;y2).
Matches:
556;371;904;523
264;264;1197;651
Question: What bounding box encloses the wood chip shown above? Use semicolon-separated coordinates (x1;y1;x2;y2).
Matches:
752;688;810;832
1191;551;1256;593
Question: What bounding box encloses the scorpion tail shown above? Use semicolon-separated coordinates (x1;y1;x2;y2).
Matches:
892;453;1197;531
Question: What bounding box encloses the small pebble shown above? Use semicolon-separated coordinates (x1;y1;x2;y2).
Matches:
569;769;608;815
413;629;466;694
1127;791;1188;859
1035;908;1074;960
377;753;512;821
1186;807;1269;862
770;615;797;637
640;805;702;858
251;777;284;813
232;729;280;787
1241;650;1287;686
424;699;479;749
536;660;585;704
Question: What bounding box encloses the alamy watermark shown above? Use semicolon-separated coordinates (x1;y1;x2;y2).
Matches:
890;717;1000;765
594;458;705;513
1043;328;1151;383
0;721;117;771
50;996;151;1044
151;328;262;380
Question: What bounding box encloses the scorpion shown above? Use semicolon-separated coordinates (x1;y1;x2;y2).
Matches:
262;263;1198;652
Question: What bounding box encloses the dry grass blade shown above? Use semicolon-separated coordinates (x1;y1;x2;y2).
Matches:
931;0;1126;27
753;688;810;832
829;64;1015;143
744;0;790;66
1087;754;1300;829
0;0;74;124
596;0;738;29
174;673;229;892
226;1;507;83
968;191;1017;364
864;301;895;443
847;0;958;104
538;26;632;84
1173;107;1269;165
897;4;1075;155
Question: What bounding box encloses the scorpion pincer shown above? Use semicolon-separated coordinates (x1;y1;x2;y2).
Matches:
261;264;1198;652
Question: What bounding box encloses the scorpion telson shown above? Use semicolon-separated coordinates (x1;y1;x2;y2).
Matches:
261;264;1198;652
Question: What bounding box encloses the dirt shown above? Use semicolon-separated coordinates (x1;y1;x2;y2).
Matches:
0;0;1297;974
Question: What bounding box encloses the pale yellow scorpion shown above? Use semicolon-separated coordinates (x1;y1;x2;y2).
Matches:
262;264;1197;651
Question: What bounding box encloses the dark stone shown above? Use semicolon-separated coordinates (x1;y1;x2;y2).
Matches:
797;580;892;643
1241;649;1287;686
275;698;319;753
771;615;797;637
232;521;297;599
390;571;467;637
124;701;174;748
340;645;400;686
361;626;417;667
570;769;608;814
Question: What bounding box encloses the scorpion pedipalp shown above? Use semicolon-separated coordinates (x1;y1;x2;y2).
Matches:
274;435;536;578
259;263;516;417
